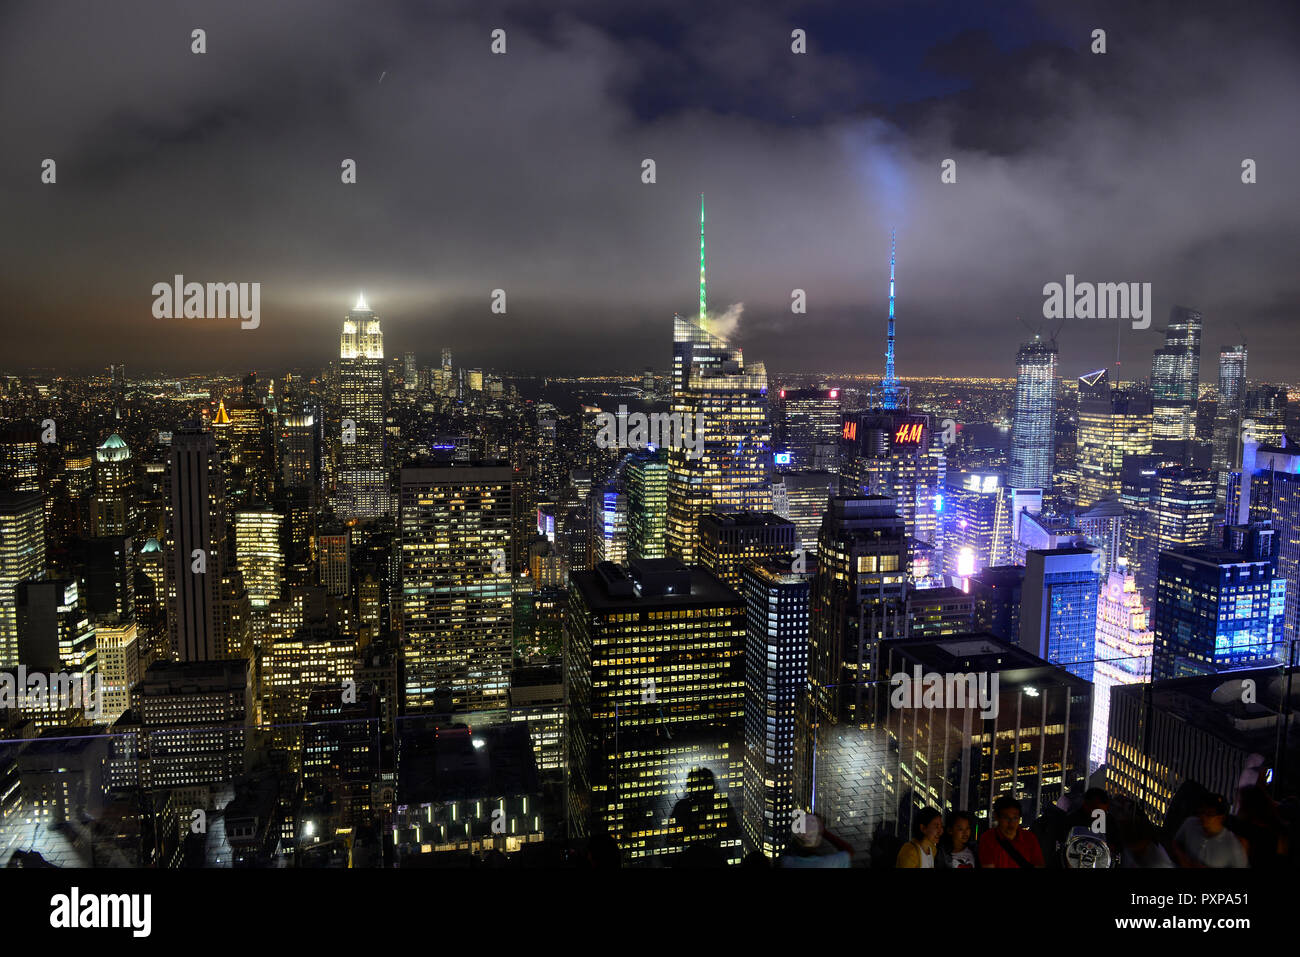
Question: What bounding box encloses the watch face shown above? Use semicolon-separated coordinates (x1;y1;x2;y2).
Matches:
1064;828;1113;868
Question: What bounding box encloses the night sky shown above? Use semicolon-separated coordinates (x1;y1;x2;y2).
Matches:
2;0;1297;379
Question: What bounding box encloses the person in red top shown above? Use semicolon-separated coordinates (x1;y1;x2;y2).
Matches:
978;795;1045;868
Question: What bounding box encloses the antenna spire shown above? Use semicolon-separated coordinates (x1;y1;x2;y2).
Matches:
699;194;706;326
882;229;899;410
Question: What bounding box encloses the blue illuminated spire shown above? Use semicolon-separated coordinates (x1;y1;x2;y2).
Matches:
882;229;900;410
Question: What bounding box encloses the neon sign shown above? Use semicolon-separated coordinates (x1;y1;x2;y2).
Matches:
842;421;857;441
893;422;924;445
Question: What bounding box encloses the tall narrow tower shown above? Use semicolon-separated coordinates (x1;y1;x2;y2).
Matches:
699;194;707;326
882;230;900;410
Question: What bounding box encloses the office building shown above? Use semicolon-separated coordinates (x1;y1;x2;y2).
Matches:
399;462;514;713
1152;523;1286;681
235;507;284;608
1019;547;1100;681
1150;306;1203;457
1211;345;1248;501
698;512;797;588
777;388;842;472
626;449;669;560
336;294;389;518
91;434;133;536
1008;338;1058;491
809;496;909;726
0;492;46;669
881;635;1092;832
566;558;745;865
740;558;812;859
1106;669;1300;827
666;199;773;564
1090;562;1153;772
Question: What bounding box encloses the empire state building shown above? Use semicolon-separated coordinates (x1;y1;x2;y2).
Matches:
335;293;389;518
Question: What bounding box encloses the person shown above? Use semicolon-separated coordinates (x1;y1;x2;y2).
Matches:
1172;795;1248;868
779;812;852;868
1037;787;1120;866
896;807;942;868
1231;784;1288;869
936;811;979;868
1119;811;1173;868
978;795;1044;868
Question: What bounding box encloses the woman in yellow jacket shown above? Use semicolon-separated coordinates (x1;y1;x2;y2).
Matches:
896;807;944;868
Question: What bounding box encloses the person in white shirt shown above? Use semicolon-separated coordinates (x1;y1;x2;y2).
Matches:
1173;795;1248;868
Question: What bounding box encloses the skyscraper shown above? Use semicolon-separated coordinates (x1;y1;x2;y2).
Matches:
1019;546;1100;681
697;512;797;588
1009;338;1058;491
0;492;45;668
740;558;811;858
1153;523;1286;681
1228;440;1300;648
1090;562;1153;771
165;428;233;662
91;434;133;537
1075;372;1153;507
626;448;669;560
565;558;745;864
336;294;389;519
666;201;772;564
234;506;284;607
1243;385;1288;448
809;496;909;726
777;388;842;472
1211;345;1248;501
399;462;514;713
1150;306;1203;456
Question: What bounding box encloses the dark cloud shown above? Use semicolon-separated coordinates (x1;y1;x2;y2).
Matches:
0;0;1297;382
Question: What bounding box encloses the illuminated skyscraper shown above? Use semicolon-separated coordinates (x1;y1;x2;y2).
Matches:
1211;345;1248;501
1243;386;1287;448
0;493;47;666
399;462;513;713
590;482;628;566
336;294;389;519
234;507;284;607
1153;523;1286;681
1075;371;1153;507
839;411;944;550
944;472;1003;582
1009;338;1058;491
772;471;837;556
741;558;812;859
666;201;772;564
809;496;908;726
1229;441;1300;647
1019;546;1100;681
1150;306;1203;456
91;434;133;536
565;558;745;865
279;408;319;491
698;512;797;588
627;448;669;560
0;421;39;493
777;388;842;472
1090;562;1153;771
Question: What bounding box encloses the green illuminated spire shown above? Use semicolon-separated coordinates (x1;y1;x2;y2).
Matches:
699;194;706;325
